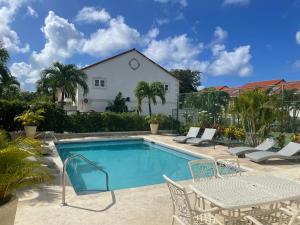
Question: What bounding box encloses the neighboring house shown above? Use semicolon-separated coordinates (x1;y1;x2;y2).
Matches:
69;49;179;116
208;79;300;97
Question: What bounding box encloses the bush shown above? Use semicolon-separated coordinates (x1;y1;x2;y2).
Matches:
0;100;27;131
0;100;177;133
0;100;66;132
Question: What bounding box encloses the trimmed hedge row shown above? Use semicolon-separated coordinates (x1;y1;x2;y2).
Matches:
0;100;178;133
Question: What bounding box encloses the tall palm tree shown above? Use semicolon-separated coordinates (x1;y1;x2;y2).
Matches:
135;81;166;115
0;43;20;97
39;62;89;109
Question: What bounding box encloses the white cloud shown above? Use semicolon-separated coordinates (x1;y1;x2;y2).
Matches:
293;60;300;70
0;0;30;53
155;18;170;26
12;11;143;84
208;45;252;76
82;16;141;56
296;31;300;44
75;7;110;23
143;34;208;71
214;26;228;42
11;11;84;83
147;28;160;39
154;0;187;7
211;44;226;56
27;6;38;18
223;0;250;5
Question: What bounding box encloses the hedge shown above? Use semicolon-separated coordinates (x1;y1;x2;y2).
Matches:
0;100;178;133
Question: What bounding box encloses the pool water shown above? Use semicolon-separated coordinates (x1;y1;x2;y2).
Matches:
56;139;236;193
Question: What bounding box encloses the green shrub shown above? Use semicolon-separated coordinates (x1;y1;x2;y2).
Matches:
0;100;177;133
65;113;103;133
277;132;286;148
0;100;27;131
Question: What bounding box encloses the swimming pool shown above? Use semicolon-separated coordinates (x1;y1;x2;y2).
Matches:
56;138;233;193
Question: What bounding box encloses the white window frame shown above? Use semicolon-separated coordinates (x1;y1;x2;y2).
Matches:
93;77;107;89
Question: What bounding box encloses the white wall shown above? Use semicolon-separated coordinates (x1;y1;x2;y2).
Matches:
76;50;179;116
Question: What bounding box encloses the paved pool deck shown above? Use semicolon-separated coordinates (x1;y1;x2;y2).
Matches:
15;134;300;225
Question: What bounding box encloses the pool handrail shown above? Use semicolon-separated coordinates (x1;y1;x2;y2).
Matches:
62;154;109;206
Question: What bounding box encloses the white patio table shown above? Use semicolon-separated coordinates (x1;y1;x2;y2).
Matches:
190;174;300;224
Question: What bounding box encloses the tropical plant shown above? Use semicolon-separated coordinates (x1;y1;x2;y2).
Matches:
230;89;275;146
224;126;245;141
184;89;230;126
276;132;286;149
106;92;128;113
0;43;20;98
224;126;236;140
14;108;45;126
134;81;166;115
291;133;299;143
146;114;160;124
39;62;89;108
0;130;51;205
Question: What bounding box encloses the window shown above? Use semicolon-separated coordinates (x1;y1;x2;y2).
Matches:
93;78;106;88
163;83;169;92
94;79;100;87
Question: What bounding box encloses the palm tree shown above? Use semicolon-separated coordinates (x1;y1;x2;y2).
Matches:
230;89;275;146
39;62;89;109
135;81;166;115
0;43;20;97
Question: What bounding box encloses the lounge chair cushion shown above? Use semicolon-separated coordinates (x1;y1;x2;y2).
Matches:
186;128;216;145
228;138;275;156
173;136;190;143
228;147;256;156
246;142;300;162
173;127;200;143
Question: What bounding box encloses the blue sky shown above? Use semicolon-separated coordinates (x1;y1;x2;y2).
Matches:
1;0;300;91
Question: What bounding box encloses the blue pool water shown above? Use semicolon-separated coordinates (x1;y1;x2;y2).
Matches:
56;139;199;193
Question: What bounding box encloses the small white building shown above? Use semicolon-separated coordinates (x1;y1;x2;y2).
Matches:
72;49;179;116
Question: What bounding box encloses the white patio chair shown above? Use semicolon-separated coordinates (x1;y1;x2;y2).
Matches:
245;206;300;225
163;175;223;225
188;159;219;210
188;159;219;183
214;156;242;178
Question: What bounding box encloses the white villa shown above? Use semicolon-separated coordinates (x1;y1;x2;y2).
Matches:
64;49;179;116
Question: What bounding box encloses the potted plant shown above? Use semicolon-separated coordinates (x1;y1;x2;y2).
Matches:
146;114;160;134
0;130;51;225
15;108;45;138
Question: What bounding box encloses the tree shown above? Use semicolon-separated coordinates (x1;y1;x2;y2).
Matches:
39;62;89;109
135;81;166;115
170;69;201;93
106;92;128;113
230;89;275;146
0;43;20;98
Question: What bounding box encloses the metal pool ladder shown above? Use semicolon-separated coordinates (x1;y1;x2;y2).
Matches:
62;154;109;206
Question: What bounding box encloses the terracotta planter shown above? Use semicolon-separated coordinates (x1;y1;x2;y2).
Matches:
150;123;159;134
0;196;18;225
24;126;37;138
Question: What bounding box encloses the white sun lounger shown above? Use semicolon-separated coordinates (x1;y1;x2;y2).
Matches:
186;128;216;145
173;127;200;143
245;142;300;163
228;138;275;157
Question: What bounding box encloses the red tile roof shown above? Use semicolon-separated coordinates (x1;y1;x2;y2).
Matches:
282;81;300;91
212;86;228;90
241;79;286;90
